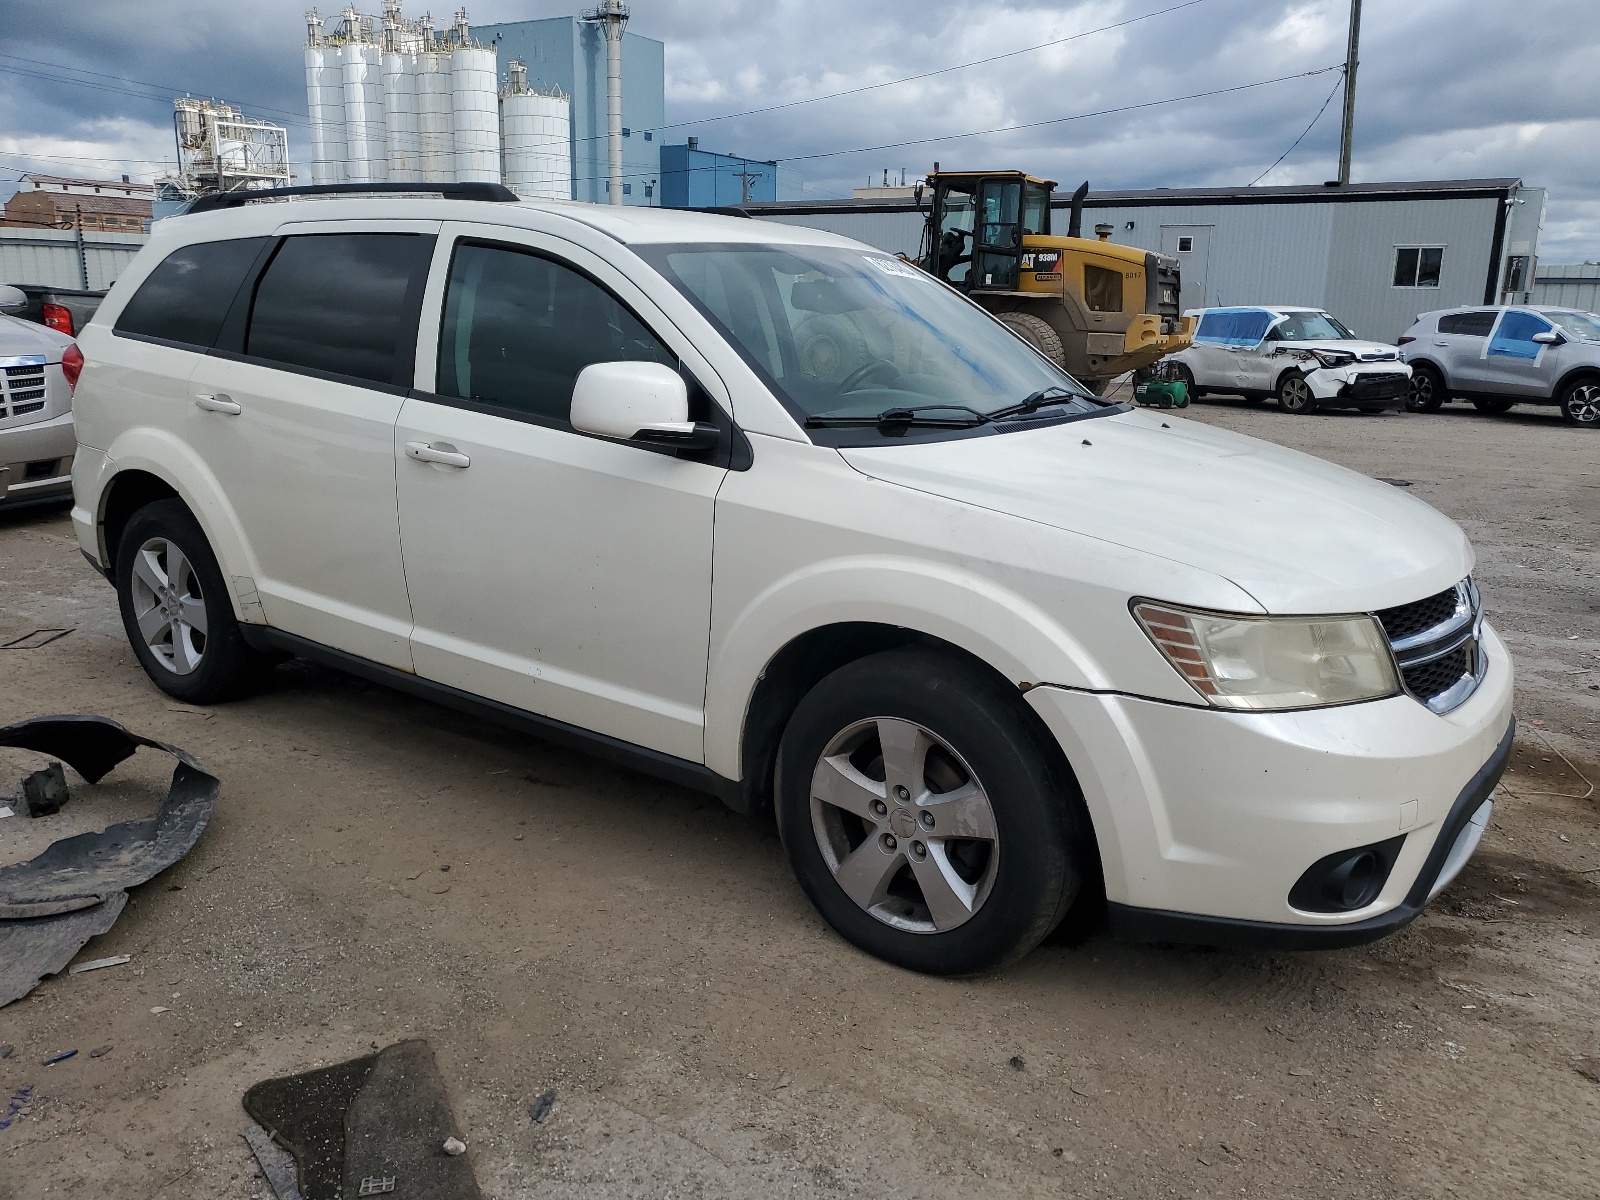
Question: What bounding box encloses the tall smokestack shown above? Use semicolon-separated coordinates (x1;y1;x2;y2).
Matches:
583;1;629;205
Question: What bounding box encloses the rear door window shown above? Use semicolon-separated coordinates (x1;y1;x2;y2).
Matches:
114;237;269;348
1437;311;1496;336
435;241;675;423
245;232;435;387
1194;308;1274;346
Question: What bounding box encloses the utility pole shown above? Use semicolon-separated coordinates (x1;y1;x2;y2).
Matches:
583;0;629;205
1337;0;1362;185
734;168;764;206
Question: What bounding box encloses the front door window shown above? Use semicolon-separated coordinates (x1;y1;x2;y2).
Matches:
935;182;977;285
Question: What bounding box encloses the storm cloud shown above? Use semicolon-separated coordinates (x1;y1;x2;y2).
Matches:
2;0;1595;258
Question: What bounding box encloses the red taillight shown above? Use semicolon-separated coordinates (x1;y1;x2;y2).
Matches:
1396;336;1415;345
61;343;84;392
41;302;74;336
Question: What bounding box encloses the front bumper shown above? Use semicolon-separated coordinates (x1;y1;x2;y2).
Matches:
1025;619;1514;942
1305;365;1411;408
0;410;75;509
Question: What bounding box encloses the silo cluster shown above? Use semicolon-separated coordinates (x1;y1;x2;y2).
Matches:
304;3;569;194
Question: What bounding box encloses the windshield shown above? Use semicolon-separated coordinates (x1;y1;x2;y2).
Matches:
1548;310;1600;341
640;243;1101;430
1272;311;1356;341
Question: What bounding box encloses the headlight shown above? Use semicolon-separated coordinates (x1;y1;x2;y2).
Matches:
1133;601;1400;711
1310;349;1356;368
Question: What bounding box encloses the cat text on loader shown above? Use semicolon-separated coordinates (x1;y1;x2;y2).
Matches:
916;170;1195;391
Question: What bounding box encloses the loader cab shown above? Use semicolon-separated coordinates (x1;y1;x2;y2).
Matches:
927;172;1055;293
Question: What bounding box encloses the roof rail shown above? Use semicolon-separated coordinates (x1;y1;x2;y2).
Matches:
184;181;519;215
689;205;752;219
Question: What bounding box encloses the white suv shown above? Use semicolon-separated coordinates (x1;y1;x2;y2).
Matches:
1168;306;1411;414
69;186;1513;974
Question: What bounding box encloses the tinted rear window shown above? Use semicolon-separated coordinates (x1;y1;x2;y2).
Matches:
114;237;268;348
246;233;435;386
1195;308;1274;346
1438;310;1496;336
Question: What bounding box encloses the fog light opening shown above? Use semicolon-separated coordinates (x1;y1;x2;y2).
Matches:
1289;835;1406;915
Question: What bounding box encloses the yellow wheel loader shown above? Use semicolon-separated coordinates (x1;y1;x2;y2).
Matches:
915;170;1195;392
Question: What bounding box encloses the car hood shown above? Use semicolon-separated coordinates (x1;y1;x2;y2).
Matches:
0;312;71;360
1278;338;1400;359
838;408;1471;613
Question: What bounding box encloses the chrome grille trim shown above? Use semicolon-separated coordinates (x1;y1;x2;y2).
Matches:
1377;579;1487;714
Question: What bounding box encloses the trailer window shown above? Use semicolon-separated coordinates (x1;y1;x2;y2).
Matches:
1393;246;1444;288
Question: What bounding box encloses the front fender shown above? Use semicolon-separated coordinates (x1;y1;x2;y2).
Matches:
703;554;1102;781
96;426;261;622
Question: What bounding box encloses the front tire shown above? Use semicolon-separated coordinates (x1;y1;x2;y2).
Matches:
1560;378;1600;426
995;311;1066;369
1406;363;1446;412
777;649;1084;975
115;499;274;704
1277;373;1318;415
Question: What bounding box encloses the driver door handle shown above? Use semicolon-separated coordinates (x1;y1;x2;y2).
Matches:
405;441;471;469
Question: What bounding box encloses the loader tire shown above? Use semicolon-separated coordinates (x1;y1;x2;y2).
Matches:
996;312;1066;369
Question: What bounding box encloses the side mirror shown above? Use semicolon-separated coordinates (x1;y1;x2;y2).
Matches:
0;285;27;314
1531;330;1563;345
571;360;718;451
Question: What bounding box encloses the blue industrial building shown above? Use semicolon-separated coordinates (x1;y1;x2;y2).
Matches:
470;16;664;205
659;140;803;208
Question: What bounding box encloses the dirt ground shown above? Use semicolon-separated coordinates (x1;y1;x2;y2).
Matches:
1;399;1596;1200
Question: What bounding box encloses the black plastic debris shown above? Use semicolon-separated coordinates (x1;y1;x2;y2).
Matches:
528;1088;556;1124
18;761;69;817
40;1048;76;1066
0;715;220;1007
243;1040;481;1200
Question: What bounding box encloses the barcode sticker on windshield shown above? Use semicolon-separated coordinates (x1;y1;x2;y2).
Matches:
865;256;923;279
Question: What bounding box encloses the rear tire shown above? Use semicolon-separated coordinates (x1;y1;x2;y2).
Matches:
1559;378;1600;426
1406;363;1446;412
1170;361;1201;400
1277;373;1318;415
995;311;1066;369
1472;397;1516;415
115;499;275;704
777;649;1084;975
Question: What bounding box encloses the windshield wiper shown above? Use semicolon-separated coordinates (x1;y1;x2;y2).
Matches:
805;404;992;430
987;386;1095;421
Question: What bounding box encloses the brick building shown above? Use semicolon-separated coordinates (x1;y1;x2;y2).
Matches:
2;174;154;233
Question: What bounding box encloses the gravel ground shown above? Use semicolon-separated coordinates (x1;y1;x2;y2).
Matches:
0;400;1596;1199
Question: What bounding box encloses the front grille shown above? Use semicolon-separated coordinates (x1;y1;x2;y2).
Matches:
1377;587;1461;642
1376;579;1484;713
1401;640;1476;702
1344;372;1410;401
1358;350;1399;362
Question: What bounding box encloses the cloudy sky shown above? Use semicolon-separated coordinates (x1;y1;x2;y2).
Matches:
3;0;1597;258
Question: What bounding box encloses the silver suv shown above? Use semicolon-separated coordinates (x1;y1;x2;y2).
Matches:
1398;306;1600;427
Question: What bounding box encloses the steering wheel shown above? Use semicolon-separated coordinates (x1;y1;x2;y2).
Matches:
838;359;900;394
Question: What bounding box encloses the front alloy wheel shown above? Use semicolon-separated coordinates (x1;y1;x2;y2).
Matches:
1562;380;1600;426
810;717;1000;933
129;537;209;674
1278;374;1318;414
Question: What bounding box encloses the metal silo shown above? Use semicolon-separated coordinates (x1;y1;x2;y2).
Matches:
414;38;455;183
382;50;420;181
303;10;347;186
500;62;570;201
340;9;387;183
449;12;500;184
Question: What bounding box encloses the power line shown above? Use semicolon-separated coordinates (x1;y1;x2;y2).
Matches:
773;65;1345;165
1248;73;1345;186
0;54;311;126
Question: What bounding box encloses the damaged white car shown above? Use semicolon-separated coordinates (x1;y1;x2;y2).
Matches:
1167;306;1412;414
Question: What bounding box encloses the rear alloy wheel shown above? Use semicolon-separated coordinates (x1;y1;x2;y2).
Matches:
1560;379;1600;427
1277;373;1318;415
1472;397;1516;415
1406;363;1446;412
116;499;275;703
778;649;1083;975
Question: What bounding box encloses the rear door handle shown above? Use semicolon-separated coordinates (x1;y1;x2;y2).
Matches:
1433;340;1449;347
194;393;241;415
404;441;471;469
